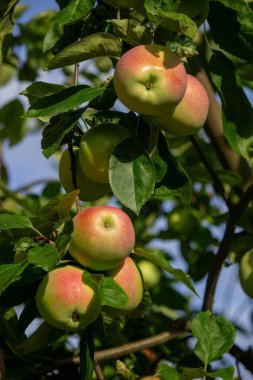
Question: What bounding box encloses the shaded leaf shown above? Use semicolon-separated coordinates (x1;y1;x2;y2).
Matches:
16;321;64;355
109;137;156;215
46;32;121;70
43;0;96;52
0;261;29;295
41;109;83;158
80;327;94;380
209;51;253;162
0;99;26;145
153;132;191;205
158;362;181;380
134;247;198;296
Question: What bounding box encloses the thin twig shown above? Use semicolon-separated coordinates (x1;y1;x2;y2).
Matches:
94;360;105;380
202;184;253;311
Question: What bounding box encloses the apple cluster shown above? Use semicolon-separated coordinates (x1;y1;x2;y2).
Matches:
113;44;209;137
36;205;144;331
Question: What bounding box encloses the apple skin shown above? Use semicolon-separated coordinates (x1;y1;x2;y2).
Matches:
106;257;143;313
239;250;253;299
36;265;101;331
69;206;135;271
138;260;161;289
59;147;110;202
79;124;130;184
113;44;187;116
152;74;209;137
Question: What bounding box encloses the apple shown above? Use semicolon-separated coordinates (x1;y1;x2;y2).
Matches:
152;74;209;137
239;250;253;298
59;147;111;201
168;207;199;235
106;257;143;313
79;124;130;184
36;265;101;331
69;206;135;271
140;377;160;380
113;44;187;115
138;260;161;289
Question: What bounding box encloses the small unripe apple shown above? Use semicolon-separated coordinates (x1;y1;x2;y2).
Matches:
106;257;143;313
79;124;131;184
239;250;253;298
36;265;101;331
138;260;161;289
152;74;209;137
168;207;199;235
69;206;135;271
113;44;187;115
59;147;110;202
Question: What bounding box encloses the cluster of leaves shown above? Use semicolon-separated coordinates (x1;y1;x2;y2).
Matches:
0;0;253;379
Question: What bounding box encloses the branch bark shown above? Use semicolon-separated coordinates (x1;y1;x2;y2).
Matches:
202;184;253;311
190;55;252;186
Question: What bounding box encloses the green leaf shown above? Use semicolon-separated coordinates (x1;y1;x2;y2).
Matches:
133;247;198;296
157;362;181;380
153;132;192;205
27;244;60;271
20;81;65;105
209;51;253;162
46;32;121;70
206;365;235;380
208;0;253;60
0;99;26;145
159;10;197;38
43;0;96;52
0;261;29;295
0;214;33;230
41;109;83;158
24;85;104;118
16;321;64;355
0;0;16;64
100;277;129;308
0;307;19;348
108;19;152;46
109;137;156;215
191;311;236;365
79;327;94;380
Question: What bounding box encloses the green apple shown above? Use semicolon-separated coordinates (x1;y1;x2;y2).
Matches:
78;124;130;183
239;250;253;298
113;44;187;115
152;74;209;137
106;257;143;313
59;147;110;201
69;205;135;271
168;207;199;235
138;260;161;289
36;265;101;331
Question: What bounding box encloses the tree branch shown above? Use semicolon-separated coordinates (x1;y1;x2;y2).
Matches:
202;184;253;311
190;55;252;186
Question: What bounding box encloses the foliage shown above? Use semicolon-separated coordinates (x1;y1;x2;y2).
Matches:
0;0;253;379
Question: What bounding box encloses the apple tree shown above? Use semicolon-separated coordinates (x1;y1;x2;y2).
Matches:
0;0;253;379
